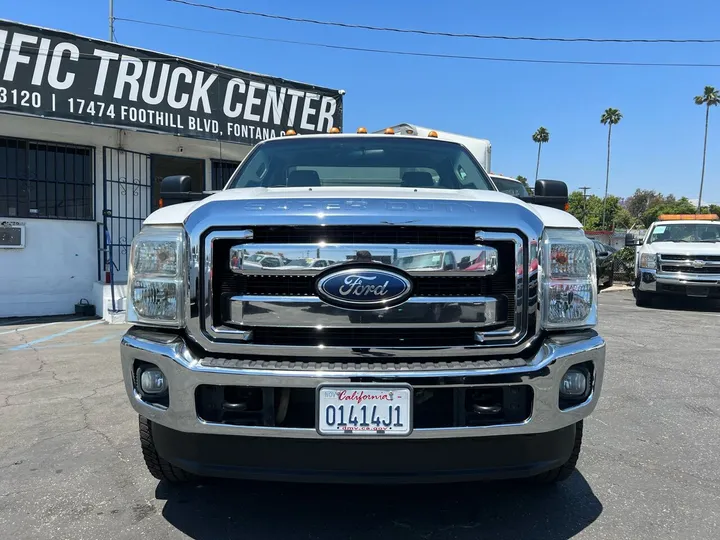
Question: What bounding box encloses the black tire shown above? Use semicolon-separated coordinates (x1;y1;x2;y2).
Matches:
138;416;194;483
635;290;652;307
530;421;583;484
605;274;614;289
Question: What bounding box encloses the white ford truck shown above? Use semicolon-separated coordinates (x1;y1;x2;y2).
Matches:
122;130;605;484
627;214;720;306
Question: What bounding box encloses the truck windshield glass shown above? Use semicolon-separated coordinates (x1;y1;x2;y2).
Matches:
648;223;720;243
226;137;494;190
490;176;529;197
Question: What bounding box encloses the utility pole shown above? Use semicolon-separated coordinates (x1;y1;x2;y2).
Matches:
109;0;115;42
579;186;592;228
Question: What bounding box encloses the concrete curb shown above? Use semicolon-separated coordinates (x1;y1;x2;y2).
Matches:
601;285;632;293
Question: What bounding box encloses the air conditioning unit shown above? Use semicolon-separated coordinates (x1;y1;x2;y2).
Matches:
0;223;25;249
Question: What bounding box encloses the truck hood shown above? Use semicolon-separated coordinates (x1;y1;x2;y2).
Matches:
644;242;720;256
145;187;581;230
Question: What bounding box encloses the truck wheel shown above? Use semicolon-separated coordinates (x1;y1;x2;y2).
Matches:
634;290;652;307
530;421;583;484
138;416;194;483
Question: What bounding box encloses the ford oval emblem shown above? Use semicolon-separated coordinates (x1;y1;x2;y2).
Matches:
315;266;414;310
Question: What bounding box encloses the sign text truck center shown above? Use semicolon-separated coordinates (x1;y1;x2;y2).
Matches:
0;19;343;319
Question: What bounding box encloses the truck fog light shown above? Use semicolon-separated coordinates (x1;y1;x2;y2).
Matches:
560;369;588;397
138;367;167;394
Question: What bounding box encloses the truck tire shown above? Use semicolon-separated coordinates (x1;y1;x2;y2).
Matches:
138;416;194;483
529;421;583;484
634;290;652;307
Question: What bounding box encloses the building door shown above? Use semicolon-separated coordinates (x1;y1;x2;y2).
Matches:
102;147;152;283
150;154;205;211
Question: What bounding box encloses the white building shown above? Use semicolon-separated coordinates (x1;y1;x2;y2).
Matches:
0;20;343;320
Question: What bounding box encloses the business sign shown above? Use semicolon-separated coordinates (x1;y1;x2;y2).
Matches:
0;20;343;144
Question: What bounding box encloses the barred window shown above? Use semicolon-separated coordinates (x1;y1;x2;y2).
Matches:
0;136;94;221
211;160;239;191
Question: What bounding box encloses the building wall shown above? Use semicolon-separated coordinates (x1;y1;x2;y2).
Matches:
0;114;252;318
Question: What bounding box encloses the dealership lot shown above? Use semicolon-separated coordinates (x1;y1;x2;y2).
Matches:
1;291;720;540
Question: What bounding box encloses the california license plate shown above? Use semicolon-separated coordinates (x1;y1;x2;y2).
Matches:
317;385;412;436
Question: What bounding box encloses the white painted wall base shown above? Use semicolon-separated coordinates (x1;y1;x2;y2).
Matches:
91;281;128;324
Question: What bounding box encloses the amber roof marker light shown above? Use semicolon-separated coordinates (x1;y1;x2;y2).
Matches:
428;130;439;138
384;128;395;135
329;127;341;133
285;129;297;136
356;127;368;134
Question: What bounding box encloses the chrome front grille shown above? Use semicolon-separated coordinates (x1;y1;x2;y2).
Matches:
659;254;720;275
200;226;534;355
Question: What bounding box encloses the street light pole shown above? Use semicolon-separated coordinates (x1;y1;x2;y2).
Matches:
109;0;115;42
579;186;592;228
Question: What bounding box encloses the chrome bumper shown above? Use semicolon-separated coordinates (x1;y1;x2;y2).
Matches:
638;269;720;292
120;329;606;440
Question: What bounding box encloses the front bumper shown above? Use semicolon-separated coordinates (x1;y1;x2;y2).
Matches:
120;328;605;440
637;269;720;293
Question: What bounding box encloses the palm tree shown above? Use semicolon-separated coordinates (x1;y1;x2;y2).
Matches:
532;127;550;182
694;86;720;211
600;108;623;229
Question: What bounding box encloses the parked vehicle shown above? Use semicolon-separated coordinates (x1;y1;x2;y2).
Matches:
627;214;720;306
589;239;616;289
488;174;529;198
123;129;604;485
375;123;492;171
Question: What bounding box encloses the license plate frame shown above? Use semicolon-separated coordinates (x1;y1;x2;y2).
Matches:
316;383;413;437
687;285;710;298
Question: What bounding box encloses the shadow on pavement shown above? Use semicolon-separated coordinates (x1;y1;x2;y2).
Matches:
157;472;602;540
647;296;720;313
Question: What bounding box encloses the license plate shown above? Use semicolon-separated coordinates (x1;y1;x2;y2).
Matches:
317;385;412;436
687;286;710;297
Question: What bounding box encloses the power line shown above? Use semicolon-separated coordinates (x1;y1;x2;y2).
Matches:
115;18;720;68
165;0;720;44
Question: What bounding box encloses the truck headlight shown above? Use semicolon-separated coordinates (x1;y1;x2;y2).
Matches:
540;229;597;329
127;226;186;327
639;253;657;269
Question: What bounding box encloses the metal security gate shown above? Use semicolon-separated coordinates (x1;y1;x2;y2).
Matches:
102;147;152;283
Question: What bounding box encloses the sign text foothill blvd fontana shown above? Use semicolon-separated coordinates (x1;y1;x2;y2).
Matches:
0;20;344;145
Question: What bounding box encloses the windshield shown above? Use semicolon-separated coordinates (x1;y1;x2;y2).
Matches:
227;137;494;190
246;254;265;262
395;253;444;270
490;176;529;197
648;223;720;243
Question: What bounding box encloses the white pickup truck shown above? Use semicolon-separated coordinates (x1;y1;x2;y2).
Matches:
627;214;720;306
122;129;605;485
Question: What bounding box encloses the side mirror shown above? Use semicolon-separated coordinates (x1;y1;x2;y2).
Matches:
534;179;568;198
159;175;210;207
625;233;641;247
519;179;569;211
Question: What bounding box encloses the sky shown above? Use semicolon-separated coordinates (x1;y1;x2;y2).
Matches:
3;0;720;203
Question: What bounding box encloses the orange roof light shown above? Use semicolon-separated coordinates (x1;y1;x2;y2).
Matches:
357;127;368;134
564;202;570;212
428;130;438;138
658;214;719;221
158;198;164;208
329;127;341;133
285;129;297;136
384;127;395;135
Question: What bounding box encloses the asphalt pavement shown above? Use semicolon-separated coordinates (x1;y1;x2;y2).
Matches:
1;291;719;540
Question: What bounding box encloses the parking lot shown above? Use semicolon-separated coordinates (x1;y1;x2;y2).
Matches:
1;290;720;540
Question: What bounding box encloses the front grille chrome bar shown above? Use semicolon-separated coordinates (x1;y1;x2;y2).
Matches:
228;295;500;329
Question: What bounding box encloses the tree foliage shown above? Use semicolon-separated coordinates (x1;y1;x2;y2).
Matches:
568;191;630;230
516;175;533;194
622;189;710;227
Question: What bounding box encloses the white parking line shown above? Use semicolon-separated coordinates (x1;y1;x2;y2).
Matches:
0;317;84;336
10;321;104;351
